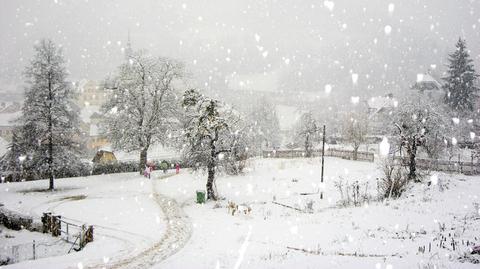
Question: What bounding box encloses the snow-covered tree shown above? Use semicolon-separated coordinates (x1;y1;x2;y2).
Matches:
18;39;82;189
391;95;450;181
341;111;369;160
102;50;185;174
443;38;479;112
247;98;281;153
182;89;241;200
0;128;25;182
294;111;319;157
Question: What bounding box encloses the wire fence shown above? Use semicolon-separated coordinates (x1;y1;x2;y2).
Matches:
0;213;94;265
0;238;64;264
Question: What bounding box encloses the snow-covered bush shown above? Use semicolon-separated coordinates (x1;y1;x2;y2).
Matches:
91;161;137;175
378;158;409;199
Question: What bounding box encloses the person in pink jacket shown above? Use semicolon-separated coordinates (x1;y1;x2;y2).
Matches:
175;163;180;174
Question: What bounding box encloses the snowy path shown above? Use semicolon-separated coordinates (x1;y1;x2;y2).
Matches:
107;174;193;269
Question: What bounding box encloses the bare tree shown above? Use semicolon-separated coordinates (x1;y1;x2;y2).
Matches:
341;111;369;160
295;112;319;157
102;50;185;174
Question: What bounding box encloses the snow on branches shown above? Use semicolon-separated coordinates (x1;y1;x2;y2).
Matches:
101;50;185;173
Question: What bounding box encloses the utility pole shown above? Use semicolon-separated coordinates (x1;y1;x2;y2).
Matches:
320;125;326;199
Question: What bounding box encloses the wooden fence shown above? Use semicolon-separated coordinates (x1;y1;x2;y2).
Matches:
262;148;375;162
395;157;480;175
42;213;93;252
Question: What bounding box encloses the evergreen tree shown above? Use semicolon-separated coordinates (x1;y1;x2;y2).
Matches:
182;89;239;200
20;39;82;189
102;50;185;174
443;38;479;111
0;128;25;182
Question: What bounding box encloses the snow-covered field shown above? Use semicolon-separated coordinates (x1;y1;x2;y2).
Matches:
1;157;480;269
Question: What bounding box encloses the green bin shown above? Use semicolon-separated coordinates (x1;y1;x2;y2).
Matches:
196;190;206;204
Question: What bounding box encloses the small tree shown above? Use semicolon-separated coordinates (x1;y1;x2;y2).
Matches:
443;38;479;112
182;89;237;200
0;128;24;182
295;112;319;157
18;39;82;189
341;111;369;160
391;95;449;181
247;98;281;153
102;50;184;174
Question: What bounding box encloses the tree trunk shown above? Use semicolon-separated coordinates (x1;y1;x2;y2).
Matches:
305;133;311;157
206;162;216;200
407;137;417;181
353;145;359;160
139;147;148;175
48;75;54;190
206;140;217;200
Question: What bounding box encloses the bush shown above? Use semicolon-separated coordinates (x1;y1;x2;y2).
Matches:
378;158;409;199
91;161;138;175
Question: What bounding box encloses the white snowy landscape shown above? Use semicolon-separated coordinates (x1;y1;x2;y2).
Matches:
1;0;480;268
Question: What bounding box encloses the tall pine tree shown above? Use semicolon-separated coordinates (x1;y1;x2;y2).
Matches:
443;38;479;111
20;39;81;189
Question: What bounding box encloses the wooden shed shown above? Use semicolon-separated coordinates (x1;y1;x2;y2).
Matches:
92;150;117;164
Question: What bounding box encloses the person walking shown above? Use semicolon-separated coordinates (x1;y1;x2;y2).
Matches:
175;163;180;174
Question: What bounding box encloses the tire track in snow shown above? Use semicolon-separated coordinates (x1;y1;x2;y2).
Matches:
107;174;193;269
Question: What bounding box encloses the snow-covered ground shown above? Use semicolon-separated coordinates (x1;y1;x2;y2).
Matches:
0;172;170;268
1;157;480;268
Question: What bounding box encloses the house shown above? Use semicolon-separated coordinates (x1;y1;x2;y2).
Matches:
0;111;21;140
76;80;110;153
92;150;117;164
367;94;397;136
411;72;444;101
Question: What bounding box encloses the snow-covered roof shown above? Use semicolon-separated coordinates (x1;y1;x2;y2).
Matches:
414;73;442;89
80;105;101;123
367;96;396;110
0;102;22;113
0;111;21;127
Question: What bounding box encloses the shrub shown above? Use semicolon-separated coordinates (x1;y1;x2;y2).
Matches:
378;158;409;199
334;177;372;207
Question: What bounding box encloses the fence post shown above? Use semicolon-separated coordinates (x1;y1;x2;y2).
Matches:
33;240;36;260
42;212;51;233
80;224;86;249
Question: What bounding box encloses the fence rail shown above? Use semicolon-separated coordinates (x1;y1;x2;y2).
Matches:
262;148;375;162
395;157;480;175
42;213;94;252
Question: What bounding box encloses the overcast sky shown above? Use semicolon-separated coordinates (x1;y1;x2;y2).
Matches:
1;0;479;100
